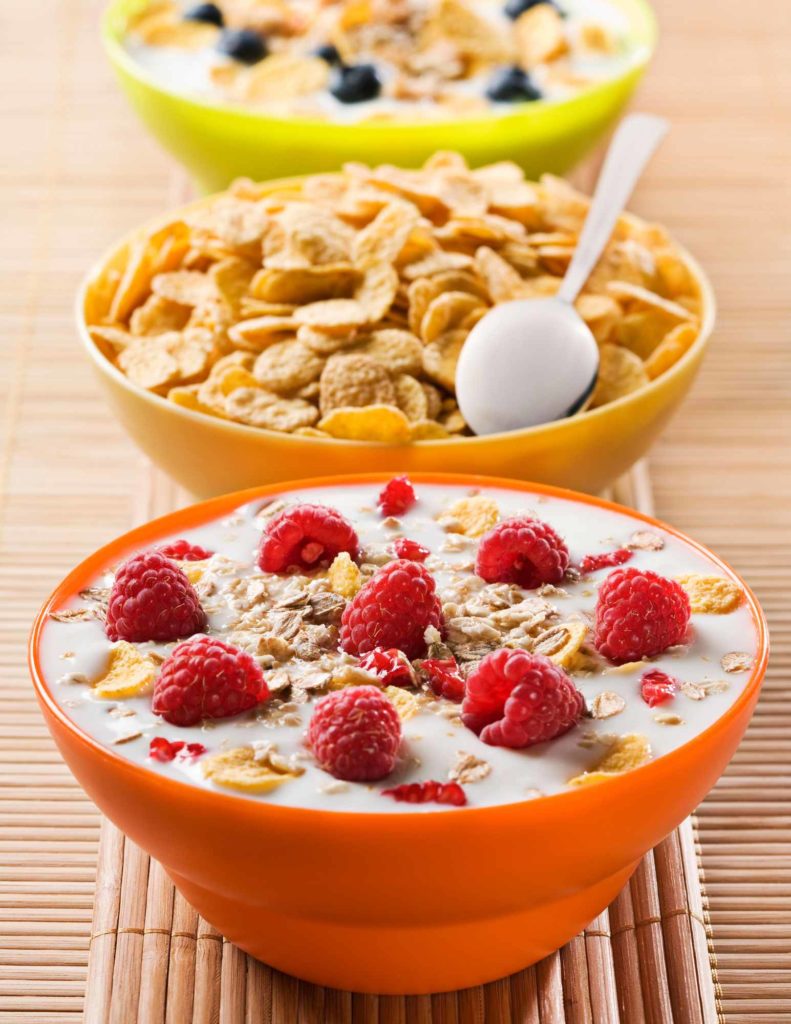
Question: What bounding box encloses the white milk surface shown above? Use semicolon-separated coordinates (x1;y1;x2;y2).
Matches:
123;0;646;121
38;482;759;813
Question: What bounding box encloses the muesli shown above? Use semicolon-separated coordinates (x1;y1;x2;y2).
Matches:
122;0;644;120
40;479;757;811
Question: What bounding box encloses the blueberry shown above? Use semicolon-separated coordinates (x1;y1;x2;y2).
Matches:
217;28;267;64
184;2;224;27
486;66;542;102
504;0;563;19
329;63;381;103
314;43;342;66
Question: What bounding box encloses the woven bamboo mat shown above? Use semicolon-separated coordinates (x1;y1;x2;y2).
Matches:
1;0;790;1019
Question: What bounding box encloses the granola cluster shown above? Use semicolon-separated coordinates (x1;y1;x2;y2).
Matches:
87;154;703;443
125;0;632;118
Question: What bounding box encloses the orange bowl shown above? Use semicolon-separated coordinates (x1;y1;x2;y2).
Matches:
29;474;768;995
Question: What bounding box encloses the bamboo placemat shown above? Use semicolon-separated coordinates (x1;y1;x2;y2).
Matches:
75;464;722;1024
1;0;790;1019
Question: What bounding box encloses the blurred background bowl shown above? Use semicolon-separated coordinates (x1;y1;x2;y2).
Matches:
102;0;658;193
78;180;714;500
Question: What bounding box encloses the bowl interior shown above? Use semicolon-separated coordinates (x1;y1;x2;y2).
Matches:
102;0;658;133
78;174;715;453
31;472;768;821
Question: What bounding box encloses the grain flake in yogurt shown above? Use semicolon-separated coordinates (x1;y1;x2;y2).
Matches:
39;481;757;812
122;0;643;121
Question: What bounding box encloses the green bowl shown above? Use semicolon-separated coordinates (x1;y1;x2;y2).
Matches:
102;0;658;192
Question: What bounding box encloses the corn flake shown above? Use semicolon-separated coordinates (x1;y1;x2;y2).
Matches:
569;733;652;787
328;552;363;599
676;574;743;614
202;746;303;793
318;404;412;442
438;495;499;537
93;642;158;700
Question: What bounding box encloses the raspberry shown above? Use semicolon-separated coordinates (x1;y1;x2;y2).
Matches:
105;551;206;643
382;780;467;806
392;537;430;562
420;657;466;702
340;559;444;659
377;476;416;517
579;548;633;574
462;649;584;749
152;636;269;727
157;539;214;562
307;685;401;781
594;568;691;664
148;737;207;762
258;503;359;573
475;516;570;589
640;669;679;707
358;648;416;688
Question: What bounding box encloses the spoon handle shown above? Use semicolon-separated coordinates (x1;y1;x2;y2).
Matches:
556;113;668;305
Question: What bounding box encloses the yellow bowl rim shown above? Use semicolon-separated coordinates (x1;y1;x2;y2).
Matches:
101;0;658;134
77;177;716;450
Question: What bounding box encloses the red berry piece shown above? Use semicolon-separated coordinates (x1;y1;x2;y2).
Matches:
420;658;466;702
382;780;467;806
594;568;691;664
358;648;416;688
149;737;207;762
377;476;416;517
105;551;206;643
392;537;430;562
475;516;570;589
340;559;444;659
462;649;584;749
152;636;269;727
258;503;359;573
157;539;214;561
640;669;679;707
579;548;633;574
307;685;401;781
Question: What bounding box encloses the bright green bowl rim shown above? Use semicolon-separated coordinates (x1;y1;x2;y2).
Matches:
101;0;658;135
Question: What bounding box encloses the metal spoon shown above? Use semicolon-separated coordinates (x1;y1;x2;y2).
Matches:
456;113;668;435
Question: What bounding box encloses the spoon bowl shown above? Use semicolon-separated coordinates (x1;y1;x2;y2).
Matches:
456;113;669;436
456;298;600;435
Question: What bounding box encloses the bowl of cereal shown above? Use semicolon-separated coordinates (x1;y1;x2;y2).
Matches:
80;155;712;498
103;0;657;191
30;473;767;993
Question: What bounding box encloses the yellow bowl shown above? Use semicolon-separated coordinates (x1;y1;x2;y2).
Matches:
78;181;715;500
102;0;658;193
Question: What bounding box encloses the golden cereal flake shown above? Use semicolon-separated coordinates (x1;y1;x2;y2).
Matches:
533;621;588;669
93;642;158;700
676;574;743;614
250;264;359;305
328;552;362;599
385;686;422;721
437;495;499;537
589;344;649;408
645;322;698;380
202;746;303;793
516;3;568;67
393;373;430;421
225;388;319;432
356;329;424;377
253;340;325;394
318;353;396;414
318;404;412;443
420;291;485;344
569;733;652;787
422;329;466;392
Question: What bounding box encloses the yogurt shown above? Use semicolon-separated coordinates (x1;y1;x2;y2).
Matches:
38;481;758;813
122;0;645;122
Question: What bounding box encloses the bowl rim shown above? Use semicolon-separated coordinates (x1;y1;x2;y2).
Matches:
101;0;658;134
29;472;769;824
76;176;717;451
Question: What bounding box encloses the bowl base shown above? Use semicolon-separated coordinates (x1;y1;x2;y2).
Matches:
167;858;639;995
